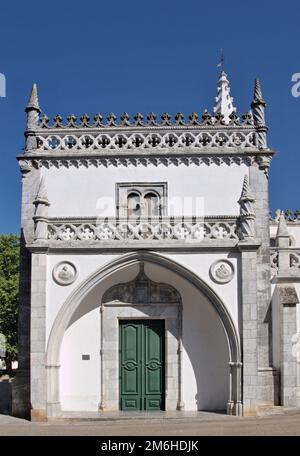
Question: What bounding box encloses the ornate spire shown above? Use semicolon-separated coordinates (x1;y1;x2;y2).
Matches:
34;176;49;206
239;174;255;202
252;79;266;108
213;71;236;124
276;211;289;238
25;83;40;113
238;175;255;241
25;83;41;150
33;177;50;242
251;79;267;149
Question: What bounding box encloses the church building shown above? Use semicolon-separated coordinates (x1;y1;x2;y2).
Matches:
13;71;300;420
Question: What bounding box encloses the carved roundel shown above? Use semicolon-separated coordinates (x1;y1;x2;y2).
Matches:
209;260;235;284
53;261;77;286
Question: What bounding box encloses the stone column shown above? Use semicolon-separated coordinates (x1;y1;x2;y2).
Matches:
277;285;298;406
30;252;47;421
46;364;61;417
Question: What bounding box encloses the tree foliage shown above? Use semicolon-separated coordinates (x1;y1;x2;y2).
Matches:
0;234;19;370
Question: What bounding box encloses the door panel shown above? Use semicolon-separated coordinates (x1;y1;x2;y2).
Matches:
119;320;164;411
120;323;140;409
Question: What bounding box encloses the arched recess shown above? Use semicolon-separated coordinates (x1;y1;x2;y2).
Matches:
46;251;242;417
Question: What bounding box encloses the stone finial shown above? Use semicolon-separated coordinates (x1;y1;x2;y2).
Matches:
252;79;266;107
239;174;255;203
33;177;50;241
238;175;255;241
276;211;289;238
251;79;267;149
34;176;50;206
25;83;40;113
213;71;236;124
25;83;41;150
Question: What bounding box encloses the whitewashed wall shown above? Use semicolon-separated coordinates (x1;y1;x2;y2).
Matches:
43;163;248;217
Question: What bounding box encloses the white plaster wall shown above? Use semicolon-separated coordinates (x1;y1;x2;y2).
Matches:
43;163;248;217
60;308;100;411
163;253;239;329
287;226;300;247
46;254;118;342
56;255;235;412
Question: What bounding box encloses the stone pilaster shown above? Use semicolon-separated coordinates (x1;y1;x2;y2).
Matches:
249;163;276;406
30;252;47;421
12;166;41;419
277;285;298;406
239;247;258;414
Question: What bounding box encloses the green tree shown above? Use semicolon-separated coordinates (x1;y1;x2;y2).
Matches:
0;234;19;373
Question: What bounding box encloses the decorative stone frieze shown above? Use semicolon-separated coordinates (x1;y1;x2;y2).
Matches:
18;155;256;170
47;216;239;243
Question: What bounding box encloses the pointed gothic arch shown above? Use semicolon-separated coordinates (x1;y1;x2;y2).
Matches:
46;251;242;416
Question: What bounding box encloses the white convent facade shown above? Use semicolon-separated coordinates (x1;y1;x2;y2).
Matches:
13;72;300;421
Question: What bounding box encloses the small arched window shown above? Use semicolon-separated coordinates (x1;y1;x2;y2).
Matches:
117;183;167;218
144;192;160;217
127;192;141;218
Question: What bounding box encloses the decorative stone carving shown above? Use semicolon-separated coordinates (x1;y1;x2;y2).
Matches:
47;216;239;242
251;79;268;149
19;159;33;177
33;177;50;241
238;175;255;241
34;129;255;152
213;71;236;124
210;260;235;284
52;261;77;286
19;155;255;172
102;263;181;304
256;154;272;173
25;83;40;150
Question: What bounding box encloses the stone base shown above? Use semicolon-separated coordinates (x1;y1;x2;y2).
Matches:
243;407;258;417
31;408;47;422
11;374;30;420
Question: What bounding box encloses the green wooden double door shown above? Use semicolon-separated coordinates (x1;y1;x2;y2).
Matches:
119;320;165;411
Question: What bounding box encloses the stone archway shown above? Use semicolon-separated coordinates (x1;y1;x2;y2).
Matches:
100;262;183;411
46;251;242;417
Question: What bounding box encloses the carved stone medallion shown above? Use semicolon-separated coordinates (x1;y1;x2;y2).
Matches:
53;261;77;286
210;260;234;284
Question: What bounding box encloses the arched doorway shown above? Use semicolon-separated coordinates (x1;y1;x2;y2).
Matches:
46;252;242;417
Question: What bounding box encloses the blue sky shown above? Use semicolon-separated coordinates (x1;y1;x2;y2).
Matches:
0;1;299;233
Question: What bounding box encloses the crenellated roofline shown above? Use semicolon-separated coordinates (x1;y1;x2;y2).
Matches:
22;74;270;155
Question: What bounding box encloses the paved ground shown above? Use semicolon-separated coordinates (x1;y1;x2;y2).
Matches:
1;410;300;436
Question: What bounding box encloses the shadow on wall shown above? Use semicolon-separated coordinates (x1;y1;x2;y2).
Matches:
182;291;230;412
0;375;12;414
